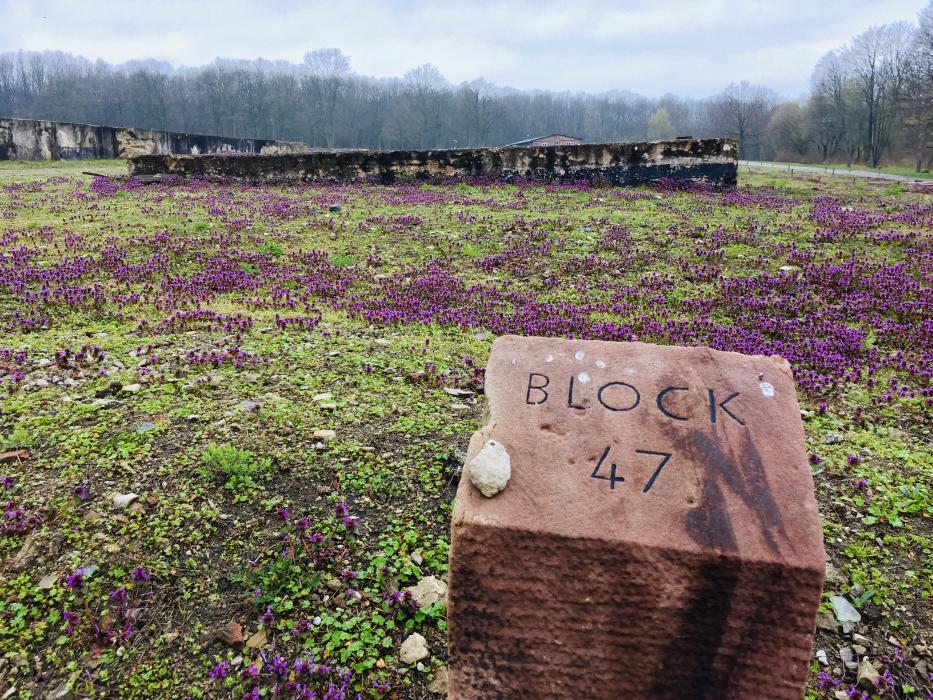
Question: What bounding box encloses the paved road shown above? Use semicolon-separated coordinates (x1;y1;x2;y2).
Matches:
739;160;929;183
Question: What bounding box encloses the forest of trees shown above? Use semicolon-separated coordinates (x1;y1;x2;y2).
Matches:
1;3;930;169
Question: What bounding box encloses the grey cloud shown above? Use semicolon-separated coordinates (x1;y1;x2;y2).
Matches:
0;0;927;97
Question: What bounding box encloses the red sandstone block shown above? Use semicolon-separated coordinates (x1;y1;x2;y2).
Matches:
448;335;825;699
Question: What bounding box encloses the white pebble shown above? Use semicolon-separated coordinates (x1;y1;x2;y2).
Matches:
468;440;511;497
113;493;139;508
399;633;429;665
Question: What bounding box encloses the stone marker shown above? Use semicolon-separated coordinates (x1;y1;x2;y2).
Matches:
447;335;825;699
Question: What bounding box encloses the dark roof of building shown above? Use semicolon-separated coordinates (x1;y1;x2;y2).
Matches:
505;133;582;147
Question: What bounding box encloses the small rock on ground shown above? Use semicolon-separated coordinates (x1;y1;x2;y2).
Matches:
816;611;838;632
12;534;40;571
112;493;140;508
399;632;429;665
427;666;448;695
38;573;59;590
857;658;880;689
830;595;861;623
405;576;447;608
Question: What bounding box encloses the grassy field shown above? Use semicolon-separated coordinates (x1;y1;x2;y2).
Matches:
0;160;930;699
750;160;933;180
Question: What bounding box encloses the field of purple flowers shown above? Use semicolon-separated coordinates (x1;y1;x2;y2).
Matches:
0;159;930;699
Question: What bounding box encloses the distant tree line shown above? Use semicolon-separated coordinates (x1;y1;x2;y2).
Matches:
0;3;930;169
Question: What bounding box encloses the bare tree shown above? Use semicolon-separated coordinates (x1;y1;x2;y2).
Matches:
403;64;449;148
848;23;913;166
708;82;778;159
303;48;351;148
456;80;504;147
809;50;853;161
899;3;933;171
0;55;17;115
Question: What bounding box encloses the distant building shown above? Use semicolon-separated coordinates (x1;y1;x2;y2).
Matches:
506;133;583;148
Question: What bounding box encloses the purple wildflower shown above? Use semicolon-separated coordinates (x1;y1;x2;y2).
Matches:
818;671;841;689
62;609;80;634
65;568;85;589
259;606;275;626
270;655;288;677
208;660;231;679
131;565;152;581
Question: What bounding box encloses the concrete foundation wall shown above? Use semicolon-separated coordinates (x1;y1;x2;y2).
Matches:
127;139;738;186
0;117;308;161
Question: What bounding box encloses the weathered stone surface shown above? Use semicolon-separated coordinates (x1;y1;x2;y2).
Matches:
0;117;306;162
127;139;738;187
448;335;824;699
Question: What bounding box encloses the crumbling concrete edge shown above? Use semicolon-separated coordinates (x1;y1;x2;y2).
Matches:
127;139;739;187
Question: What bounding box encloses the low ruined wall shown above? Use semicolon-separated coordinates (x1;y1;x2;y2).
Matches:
0;118;118;160
127;139;738;186
0;117;308;161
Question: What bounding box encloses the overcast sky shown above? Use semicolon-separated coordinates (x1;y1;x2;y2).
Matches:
0;0;927;98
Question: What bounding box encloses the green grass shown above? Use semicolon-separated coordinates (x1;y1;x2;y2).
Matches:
0;158;125;184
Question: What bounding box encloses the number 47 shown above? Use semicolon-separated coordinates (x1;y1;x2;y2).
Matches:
591;446;672;493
